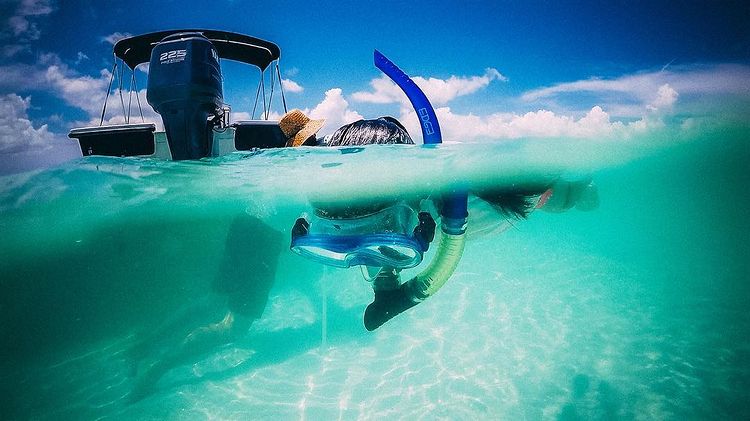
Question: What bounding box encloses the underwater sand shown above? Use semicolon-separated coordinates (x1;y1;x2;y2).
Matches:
1;124;748;420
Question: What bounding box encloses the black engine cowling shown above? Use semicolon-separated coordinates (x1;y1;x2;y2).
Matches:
147;32;223;160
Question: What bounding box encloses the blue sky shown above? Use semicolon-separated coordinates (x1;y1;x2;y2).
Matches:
1;0;749;173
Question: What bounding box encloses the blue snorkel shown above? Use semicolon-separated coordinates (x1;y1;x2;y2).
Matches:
373;50;468;225
364;51;469;330
373;50;442;145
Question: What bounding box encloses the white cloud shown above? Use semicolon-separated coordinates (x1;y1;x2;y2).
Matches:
0;56;108;115
396;105;656;142
352;68;507;106
17;0;54;16
281;78;303;93
0;55;161;130
647;83;678;112
84;88;162;129
233;88;362;135
0;62;47;91
75;51;89;65
4;49;747;155
4;0;54;41
309;88;364;134
522;64;750;117
44;64;110;116
230;111;253;122
284;65;750;144
101;32;132;46
0;94;55;153
8;15;30;36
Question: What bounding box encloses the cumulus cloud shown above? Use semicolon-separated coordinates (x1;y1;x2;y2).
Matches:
352;68;507;106
396;105;660;143
0;62;48;91
230;111;253;122
647;83;678;112
293;64;750;144
249;88;362;134
309;88;364;134
281;78;303;93
522;64;750;117
0;54;161;130
0;94;55;153
4;45;747;154
0;57;107;113
44;64;110;116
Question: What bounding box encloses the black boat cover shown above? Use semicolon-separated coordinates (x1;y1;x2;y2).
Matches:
113;29;281;70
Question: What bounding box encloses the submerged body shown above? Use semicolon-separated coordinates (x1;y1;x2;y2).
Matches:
2;125;748;419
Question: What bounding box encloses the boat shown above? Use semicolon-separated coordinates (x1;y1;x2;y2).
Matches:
68;29;290;160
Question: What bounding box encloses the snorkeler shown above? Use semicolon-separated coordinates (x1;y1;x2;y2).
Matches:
300;117;439;329
291;117;462;329
291;115;599;330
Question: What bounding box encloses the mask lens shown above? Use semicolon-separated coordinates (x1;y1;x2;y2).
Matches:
290;203;426;269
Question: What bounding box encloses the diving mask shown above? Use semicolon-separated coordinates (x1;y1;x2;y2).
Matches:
290;203;436;269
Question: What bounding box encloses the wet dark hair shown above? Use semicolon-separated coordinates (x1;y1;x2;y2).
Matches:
475;186;552;219
324;117;414;146
314;117;413;218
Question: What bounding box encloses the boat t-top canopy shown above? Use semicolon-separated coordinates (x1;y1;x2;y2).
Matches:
113;29;281;70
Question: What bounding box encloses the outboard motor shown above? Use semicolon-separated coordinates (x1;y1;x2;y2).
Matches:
147;32;223;160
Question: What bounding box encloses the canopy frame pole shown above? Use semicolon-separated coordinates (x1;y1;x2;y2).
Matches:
251;68;262;119
117;60;127;122
133;65;145;122
126;70;135;123
268;66;276;120
261;69;267;120
276;61;288;113
99;58;117;126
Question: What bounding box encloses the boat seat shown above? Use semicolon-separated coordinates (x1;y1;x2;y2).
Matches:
232;120;286;150
68;123;156;157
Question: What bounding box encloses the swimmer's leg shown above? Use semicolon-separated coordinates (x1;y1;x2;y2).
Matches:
126;296;219;368
128;310;252;402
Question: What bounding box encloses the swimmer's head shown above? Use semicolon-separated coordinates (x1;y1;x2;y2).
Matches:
323;117;413;147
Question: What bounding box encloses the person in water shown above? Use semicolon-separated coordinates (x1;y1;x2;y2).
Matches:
302;117;425;320
305;115;598;328
128;110;326;401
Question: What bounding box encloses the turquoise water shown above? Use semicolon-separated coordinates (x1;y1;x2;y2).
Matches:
1;124;748;419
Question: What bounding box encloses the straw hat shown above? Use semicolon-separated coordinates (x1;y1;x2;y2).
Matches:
279;109;325;147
